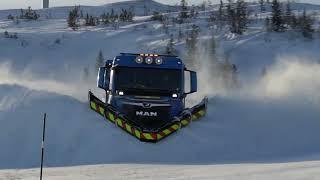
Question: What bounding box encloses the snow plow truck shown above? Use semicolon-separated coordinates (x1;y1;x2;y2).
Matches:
89;53;208;142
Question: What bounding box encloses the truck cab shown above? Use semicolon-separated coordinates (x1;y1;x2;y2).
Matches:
97;53;197;132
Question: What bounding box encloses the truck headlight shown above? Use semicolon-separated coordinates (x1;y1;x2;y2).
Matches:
155;57;163;65
145;57;153;64
172;93;178;98
119;91;124;96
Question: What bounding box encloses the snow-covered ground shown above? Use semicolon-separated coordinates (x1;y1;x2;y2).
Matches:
2;161;320;180
0;0;320;179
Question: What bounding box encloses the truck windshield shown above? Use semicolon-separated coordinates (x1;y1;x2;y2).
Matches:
114;67;181;95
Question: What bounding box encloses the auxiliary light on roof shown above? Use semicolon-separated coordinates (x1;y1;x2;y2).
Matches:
135;56;144;64
145;57;153;64
155;57;163;65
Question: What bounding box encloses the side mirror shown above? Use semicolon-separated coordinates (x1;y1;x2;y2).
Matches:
97;67;109;90
184;70;197;94
190;71;197;93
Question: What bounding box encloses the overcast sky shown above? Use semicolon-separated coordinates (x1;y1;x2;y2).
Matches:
0;0;319;10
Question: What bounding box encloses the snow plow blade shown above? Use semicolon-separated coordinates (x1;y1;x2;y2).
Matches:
89;91;208;142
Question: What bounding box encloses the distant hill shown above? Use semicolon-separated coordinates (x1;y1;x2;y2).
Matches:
0;0;177;19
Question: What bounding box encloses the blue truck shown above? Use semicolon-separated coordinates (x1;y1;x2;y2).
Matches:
89;53;207;142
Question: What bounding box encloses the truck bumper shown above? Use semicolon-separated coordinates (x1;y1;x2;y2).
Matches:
88;91;208;142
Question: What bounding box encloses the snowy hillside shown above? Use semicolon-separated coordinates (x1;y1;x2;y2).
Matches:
0;0;176;19
0;0;320;179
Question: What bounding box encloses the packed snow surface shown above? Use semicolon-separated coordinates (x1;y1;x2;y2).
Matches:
0;0;320;179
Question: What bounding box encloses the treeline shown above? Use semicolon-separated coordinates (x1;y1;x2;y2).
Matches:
68;6;134;30
265;0;315;38
205;0;250;35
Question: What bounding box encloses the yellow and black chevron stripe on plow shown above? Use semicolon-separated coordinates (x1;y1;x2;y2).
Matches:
115;117;143;139
180;118;191;127
155;123;180;140
90;101;105;117
192;109;206;121
106;110;180;142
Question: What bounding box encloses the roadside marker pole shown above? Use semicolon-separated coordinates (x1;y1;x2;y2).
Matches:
40;113;46;180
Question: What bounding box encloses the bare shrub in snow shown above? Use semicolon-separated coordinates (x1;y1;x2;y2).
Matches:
55;38;61;44
83;66;90;81
7;14;14;20
3;31;18;39
151;12;164;22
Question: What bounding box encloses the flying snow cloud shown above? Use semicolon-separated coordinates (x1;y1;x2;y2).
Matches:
0;61;98;102
188;43;320;106
252;56;320;102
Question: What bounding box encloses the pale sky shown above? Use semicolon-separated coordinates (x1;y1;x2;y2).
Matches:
0;0;319;10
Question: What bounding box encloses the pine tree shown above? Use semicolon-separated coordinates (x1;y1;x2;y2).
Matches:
207;35;217;58
260;0;266;12
178;28;184;41
299;9;314;39
226;0;233;22
186;24;200;61
110;9;116;23
96;50;104;73
4;31;9;38
85;13;89;25
218;0;224;21
81;10;84;18
201;1;206;12
179;0;188;22
235;0;248;34
166;34;175;55
190;5;196;18
227;0;248;34
265;17;272;32
271;0;285;32
285;1;293;28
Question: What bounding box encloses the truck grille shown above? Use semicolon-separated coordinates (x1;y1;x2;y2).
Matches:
122;102;171;131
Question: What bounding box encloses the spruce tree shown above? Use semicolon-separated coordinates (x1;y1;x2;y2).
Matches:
207;36;217;58
166;34;175;55
218;0;224;21
235;0;248;34
186;25;200;61
179;0;188;22
265;17;272;32
285;1;293;28
260;0;266;13
271;0;285;32
299;9;314;39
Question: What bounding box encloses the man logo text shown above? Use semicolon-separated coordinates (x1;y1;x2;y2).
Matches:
136;111;158;117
